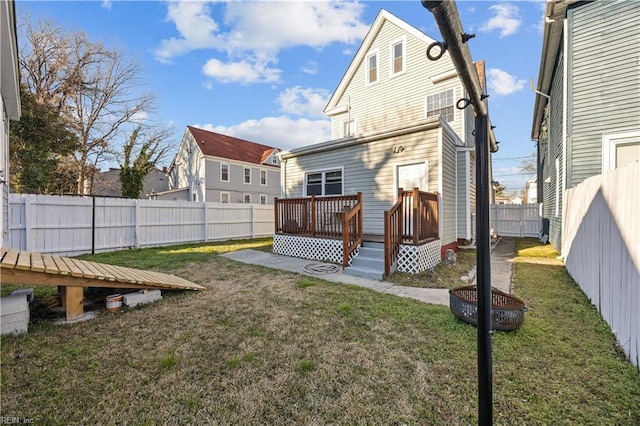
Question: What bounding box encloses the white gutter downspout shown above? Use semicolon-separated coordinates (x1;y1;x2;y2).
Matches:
561;18;569;258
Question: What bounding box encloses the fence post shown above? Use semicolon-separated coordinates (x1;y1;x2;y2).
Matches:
203;202;208;242
24;195;35;252
252;204;255;238
134;200;140;248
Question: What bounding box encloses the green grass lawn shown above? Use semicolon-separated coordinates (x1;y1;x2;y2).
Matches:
1;237;638;424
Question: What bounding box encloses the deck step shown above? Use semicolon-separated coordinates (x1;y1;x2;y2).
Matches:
343;265;384;281
344;242;385;280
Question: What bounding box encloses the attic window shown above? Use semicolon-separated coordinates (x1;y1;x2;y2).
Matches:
391;39;405;75
367;52;378;84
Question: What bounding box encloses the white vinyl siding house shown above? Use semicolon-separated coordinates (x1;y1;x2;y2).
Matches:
326;17;469;147
277;9;496;274
1;0;20;248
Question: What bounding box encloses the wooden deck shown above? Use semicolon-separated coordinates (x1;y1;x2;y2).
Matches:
1;248;204;321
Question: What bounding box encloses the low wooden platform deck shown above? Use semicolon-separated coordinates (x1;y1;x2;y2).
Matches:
1;248;204;321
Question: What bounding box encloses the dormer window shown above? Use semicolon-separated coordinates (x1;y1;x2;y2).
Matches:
366;51;378;84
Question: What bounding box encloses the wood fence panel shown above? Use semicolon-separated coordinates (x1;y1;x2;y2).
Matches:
563;161;639;368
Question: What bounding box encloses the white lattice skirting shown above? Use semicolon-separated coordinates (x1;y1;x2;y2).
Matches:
397;239;442;274
273;234;359;266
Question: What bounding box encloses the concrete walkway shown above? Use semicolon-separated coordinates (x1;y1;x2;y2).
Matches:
222;237;516;306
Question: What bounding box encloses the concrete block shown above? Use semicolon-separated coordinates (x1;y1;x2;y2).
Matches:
10;288;35;303
1;294;30;335
123;290;162;307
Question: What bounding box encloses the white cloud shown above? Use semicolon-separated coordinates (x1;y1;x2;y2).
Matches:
101;0;112;10
487;68;526;96
202;116;331;150
222;1;369;52
277;86;330;118
480;4;522;37
302;61;318;75
202;57;281;84
155;1;369;70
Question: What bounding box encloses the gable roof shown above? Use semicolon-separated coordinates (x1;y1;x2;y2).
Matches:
324;9;438;114
186;126;280;167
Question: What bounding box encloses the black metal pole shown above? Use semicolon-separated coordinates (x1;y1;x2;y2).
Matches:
91;195;96;255
475;114;492;424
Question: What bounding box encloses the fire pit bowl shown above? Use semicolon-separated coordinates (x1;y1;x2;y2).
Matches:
449;285;526;331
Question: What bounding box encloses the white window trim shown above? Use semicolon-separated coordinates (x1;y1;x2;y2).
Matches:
389;37;406;78
303;167;345;197
220;163;230;183
243;193;252;204
220;191;230;204
424;88;456;122
365;49;379;86
243;167;252;185
342;118;357;138
260;169;268;186
602;130;640;173
260;194;268;205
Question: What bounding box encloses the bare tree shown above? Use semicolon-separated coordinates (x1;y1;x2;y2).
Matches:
19;17;154;194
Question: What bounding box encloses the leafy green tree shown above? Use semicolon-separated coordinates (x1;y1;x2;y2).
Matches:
120;126;171;198
9;85;78;193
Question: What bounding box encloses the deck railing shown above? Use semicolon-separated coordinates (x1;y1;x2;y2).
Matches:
384;188;439;277
274;193;363;266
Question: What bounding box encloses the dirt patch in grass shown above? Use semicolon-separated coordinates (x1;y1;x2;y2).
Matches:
1;238;639;424
387;248;476;289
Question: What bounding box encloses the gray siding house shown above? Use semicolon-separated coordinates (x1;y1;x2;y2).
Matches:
158;126;281;205
1;0;20;247
531;0;640;250
275;9;496;278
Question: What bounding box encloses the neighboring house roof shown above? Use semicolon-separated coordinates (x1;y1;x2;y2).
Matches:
531;0;580;139
187;126;280;167
325;9;437;114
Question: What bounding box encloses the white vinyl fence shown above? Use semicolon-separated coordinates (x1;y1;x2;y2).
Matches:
490;203;542;238
8;194;275;257
562;161;639;368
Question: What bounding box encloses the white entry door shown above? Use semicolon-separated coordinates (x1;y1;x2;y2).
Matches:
397;162;428;192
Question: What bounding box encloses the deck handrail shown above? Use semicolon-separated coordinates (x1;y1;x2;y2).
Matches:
274;193;363;266
384;192;404;277
384;188;439;277
342;193;363;267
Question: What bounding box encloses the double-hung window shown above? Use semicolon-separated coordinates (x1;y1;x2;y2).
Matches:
366;52;378;84
391;39;405;76
426;89;454;122
305;169;343;196
220;163;229;182
244;167;251;184
260;170;267;186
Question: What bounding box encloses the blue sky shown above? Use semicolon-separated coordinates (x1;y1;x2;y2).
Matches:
17;0;546;191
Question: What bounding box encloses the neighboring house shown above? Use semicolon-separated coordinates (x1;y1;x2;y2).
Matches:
1;0;20;247
93;168;170;198
157;126;281;204
275;9;497;279
531;0;640;250
525;175;537;204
